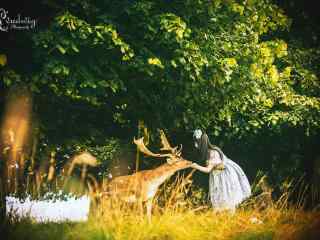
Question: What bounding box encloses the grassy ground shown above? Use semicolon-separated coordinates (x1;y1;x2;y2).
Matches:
4;172;320;240
3;152;320;240
5;203;320;240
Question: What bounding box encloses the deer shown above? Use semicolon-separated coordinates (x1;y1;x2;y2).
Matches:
101;130;193;221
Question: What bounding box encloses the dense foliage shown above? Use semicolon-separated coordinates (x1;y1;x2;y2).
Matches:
1;0;319;192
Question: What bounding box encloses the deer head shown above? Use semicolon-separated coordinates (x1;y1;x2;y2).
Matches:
134;130;183;164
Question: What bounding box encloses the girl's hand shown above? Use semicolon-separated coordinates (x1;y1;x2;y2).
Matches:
191;162;212;173
191;163;199;169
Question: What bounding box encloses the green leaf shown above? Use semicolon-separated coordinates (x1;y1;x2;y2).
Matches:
71;44;79;53
56;44;66;54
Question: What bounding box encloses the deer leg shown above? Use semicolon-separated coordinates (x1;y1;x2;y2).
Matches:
146;198;153;223
137;199;144;217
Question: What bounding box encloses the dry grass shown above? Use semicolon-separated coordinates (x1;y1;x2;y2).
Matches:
2;131;319;240
6;202;320;240
5;171;320;240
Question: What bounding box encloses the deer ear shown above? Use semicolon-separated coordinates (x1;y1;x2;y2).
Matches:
166;158;175;165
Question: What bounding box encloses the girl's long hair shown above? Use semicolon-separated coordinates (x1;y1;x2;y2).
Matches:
194;132;223;163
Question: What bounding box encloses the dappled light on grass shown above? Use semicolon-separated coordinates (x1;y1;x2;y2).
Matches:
79;203;320;240
5;171;320;240
7;203;320;240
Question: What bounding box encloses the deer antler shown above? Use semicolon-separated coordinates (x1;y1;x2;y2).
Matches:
134;130;183;164
134;137;166;157
159;129;173;152
159;130;182;157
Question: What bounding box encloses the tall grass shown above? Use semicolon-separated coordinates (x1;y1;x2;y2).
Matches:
6;198;319;240
5;170;320;240
2;123;319;240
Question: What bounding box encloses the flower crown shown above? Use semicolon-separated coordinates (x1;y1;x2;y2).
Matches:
193;129;203;140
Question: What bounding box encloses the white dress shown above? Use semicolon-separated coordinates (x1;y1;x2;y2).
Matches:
208;149;251;211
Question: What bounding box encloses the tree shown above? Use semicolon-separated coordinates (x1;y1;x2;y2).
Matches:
1;0;319;193
3;0;318;134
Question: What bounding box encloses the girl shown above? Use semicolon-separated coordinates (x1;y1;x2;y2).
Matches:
191;129;251;212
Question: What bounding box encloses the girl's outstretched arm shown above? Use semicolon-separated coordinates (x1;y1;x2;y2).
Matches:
191;162;214;173
191;150;224;173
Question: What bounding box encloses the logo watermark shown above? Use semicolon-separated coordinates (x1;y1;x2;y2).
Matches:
0;8;36;31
